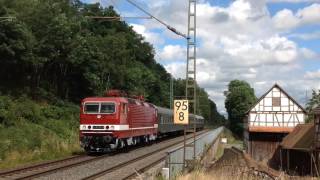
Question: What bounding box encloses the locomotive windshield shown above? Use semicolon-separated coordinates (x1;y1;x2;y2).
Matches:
84;102;115;114
100;103;115;113
84;103;99;113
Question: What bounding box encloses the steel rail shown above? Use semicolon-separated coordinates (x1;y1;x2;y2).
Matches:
0;154;107;179
0;154;85;177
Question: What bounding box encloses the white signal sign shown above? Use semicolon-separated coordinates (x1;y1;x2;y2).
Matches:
174;100;189;124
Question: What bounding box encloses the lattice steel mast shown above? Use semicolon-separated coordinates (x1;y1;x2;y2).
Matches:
183;0;197;169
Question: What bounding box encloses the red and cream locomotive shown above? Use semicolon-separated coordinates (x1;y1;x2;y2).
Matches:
79;90;204;152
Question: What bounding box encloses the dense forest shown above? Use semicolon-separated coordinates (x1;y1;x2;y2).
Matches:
0;0;224;168
0;0;224;124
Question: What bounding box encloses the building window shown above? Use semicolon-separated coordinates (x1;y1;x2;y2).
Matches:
272;97;281;106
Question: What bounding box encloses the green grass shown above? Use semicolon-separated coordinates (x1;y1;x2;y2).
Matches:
0;96;82;169
221;128;243;147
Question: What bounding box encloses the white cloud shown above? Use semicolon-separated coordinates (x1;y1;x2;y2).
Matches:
158;45;186;62
164;62;186;79
304;69;320;79
272;3;320;30
299;48;318;59
289;31;320;40
142;0;320;113
131;23;164;45
272;9;300;30
223;35;299;65
255;81;267;85
196;58;218;86
207;89;227;115
297;3;320;24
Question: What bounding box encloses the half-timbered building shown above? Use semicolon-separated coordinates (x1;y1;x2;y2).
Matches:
244;84;306;166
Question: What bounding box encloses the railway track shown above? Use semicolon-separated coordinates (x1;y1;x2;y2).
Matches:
0;154;105;179
83;130;208;180
0;130;208;180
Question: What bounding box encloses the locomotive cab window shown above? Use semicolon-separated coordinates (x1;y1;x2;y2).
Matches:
100;103;115;114
84;103;99;113
84;102;115;114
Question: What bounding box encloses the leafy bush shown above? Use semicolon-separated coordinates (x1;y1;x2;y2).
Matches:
0;96;81;169
0;96;13;126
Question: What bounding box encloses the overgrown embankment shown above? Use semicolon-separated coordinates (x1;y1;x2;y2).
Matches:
176;128;244;180
0;96;81;169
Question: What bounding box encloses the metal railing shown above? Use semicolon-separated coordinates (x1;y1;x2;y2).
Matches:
165;127;224;178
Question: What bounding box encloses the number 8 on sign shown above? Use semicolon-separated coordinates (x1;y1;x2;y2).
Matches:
173;100;189;124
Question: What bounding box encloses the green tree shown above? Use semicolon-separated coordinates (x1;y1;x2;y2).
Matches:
306;89;320;122
208;100;226;126
0;5;34;94
225;80;256;136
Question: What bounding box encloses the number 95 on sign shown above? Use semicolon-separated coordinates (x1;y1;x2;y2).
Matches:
173;100;189;124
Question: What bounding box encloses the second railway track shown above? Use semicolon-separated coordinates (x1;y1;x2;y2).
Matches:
83;130;209;180
0;130;208;180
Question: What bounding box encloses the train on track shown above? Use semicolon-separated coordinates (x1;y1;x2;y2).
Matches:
79;90;204;152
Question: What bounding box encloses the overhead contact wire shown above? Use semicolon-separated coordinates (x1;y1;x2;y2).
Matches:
125;0;188;39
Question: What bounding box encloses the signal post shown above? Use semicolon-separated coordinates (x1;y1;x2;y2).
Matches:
173;99;192;170
172;0;197;171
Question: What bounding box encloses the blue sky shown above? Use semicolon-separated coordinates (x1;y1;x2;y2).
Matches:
81;0;320;113
267;1;315;14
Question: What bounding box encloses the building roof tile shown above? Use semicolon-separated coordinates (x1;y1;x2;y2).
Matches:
280;123;314;151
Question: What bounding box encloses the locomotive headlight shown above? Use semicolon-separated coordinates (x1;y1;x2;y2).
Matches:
88;125;91;129
81;125;86;130
110;126;115;130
